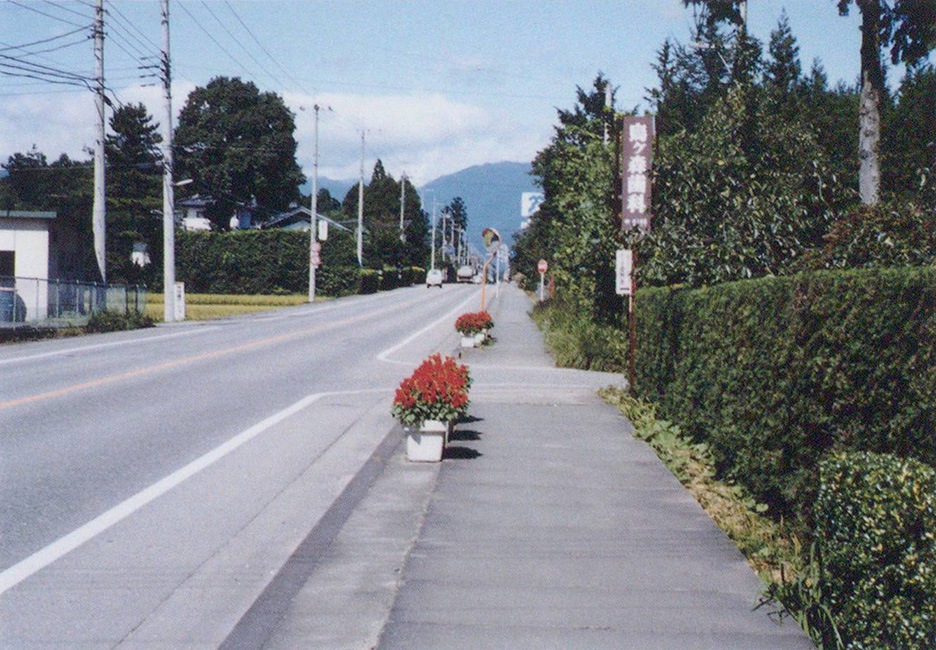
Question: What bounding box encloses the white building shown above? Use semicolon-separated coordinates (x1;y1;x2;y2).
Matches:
0;210;55;321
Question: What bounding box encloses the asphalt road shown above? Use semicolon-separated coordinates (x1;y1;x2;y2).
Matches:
0;284;481;649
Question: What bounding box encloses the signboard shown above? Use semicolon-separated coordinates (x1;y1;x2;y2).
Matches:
173;281;186;321
521;192;544;218
317;218;328;241
482;227;501;254
615;249;633;296
537;259;548;274
622;116;655;232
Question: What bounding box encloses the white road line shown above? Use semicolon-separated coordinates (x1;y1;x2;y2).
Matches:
376;288;481;365
0;327;222;366
0;387;390;595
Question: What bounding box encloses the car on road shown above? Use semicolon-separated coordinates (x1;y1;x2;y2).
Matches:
426;268;443;288
456;265;475;283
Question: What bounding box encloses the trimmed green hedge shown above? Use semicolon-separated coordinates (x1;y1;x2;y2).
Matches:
817;452;936;650
635;267;936;521
359;269;380;294
176;230;374;298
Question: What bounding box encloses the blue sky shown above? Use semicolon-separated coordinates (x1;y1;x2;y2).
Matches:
1;1;925;187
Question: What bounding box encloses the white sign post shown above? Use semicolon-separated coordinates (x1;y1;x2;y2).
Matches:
173;281;186;321
615;250;633;296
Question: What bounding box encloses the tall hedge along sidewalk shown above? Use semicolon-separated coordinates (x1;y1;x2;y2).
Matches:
815;452;936;650
634;266;936;527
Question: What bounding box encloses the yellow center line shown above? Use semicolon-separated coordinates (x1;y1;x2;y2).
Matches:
0;293;431;412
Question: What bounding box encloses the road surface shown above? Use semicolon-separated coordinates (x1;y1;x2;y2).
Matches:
0;284;480;649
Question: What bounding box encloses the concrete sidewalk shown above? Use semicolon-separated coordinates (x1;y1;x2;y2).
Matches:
257;285;813;650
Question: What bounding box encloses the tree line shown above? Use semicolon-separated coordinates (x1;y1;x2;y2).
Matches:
514;1;935;323
1;76;467;288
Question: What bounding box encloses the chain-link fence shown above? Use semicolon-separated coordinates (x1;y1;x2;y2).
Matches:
0;276;146;328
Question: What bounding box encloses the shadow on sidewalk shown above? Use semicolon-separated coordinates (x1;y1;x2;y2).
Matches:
443;446;483;460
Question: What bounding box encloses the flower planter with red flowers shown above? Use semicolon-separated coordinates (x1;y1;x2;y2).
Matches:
455;311;494;348
391;354;471;462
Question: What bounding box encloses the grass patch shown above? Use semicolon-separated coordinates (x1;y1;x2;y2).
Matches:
529;298;627;372
145;293;318;321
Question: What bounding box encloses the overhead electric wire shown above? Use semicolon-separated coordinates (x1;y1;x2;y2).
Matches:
222;0;310;94
199;0;287;90
0;26;90;54
8;0;92;29
39;0;93;21
104;0;160;53
177;2;255;79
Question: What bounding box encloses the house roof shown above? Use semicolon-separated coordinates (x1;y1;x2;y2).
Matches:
263;206;351;232
1;210;56;220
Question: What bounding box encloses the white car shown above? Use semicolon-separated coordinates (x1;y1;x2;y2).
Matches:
426;269;443;288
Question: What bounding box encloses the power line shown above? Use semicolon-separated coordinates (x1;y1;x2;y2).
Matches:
104;0;160;53
223;0;310;94
8;0;92;29
39;0;93;21
0;26;90;54
176;2;254;79
199;0;287;90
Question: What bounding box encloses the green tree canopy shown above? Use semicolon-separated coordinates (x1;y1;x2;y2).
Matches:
174;77;304;229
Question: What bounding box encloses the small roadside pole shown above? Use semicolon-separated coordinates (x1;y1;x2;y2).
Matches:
537;259;548;301
616;249;635;395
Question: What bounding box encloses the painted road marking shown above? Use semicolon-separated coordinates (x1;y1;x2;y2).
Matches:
0;387;391;595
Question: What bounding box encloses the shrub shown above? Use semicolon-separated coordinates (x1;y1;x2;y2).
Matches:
359;269;380;294
636;267;936;524
532;298;628;372
816;452;936;650
176;230;358;296
401;266;425;286
85;310;156;333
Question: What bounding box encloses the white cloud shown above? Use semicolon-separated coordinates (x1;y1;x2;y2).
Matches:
1;83;548;187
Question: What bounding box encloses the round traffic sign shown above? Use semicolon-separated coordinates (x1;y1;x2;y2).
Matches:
311;241;322;253
537;259;548;274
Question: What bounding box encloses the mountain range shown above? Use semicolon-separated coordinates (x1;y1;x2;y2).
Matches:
304;161;539;250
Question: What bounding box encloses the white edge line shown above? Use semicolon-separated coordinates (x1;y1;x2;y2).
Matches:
0;326;223;367
376;288;480;365
0;386;391;595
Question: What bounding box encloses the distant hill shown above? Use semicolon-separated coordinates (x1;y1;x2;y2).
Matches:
301;162;538;250
300;177;355;202
421;161;537;250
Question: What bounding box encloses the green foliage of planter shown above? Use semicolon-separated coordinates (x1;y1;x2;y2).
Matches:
817;452;936;650
85;310;156;333
635;266;936;524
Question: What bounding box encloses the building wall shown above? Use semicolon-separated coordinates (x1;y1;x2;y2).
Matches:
0;216;51;319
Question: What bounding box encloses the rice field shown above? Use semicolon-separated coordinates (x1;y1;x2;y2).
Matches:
145;293;320;321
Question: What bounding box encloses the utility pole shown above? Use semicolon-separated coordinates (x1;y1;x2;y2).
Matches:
603;84;611;145
92;0;106;283
399;172;406;242
309;104;321;303
356;130;365;266
161;0;175;322
430;197;437;271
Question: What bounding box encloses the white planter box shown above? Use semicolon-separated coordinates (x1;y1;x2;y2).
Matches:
474;332;485;345
461;336;475;348
406;428;445;462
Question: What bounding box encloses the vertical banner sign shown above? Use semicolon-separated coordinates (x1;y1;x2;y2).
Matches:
615;249;633;296
622;116;655;231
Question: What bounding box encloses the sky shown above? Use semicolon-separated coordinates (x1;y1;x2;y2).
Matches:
0;0;928;188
